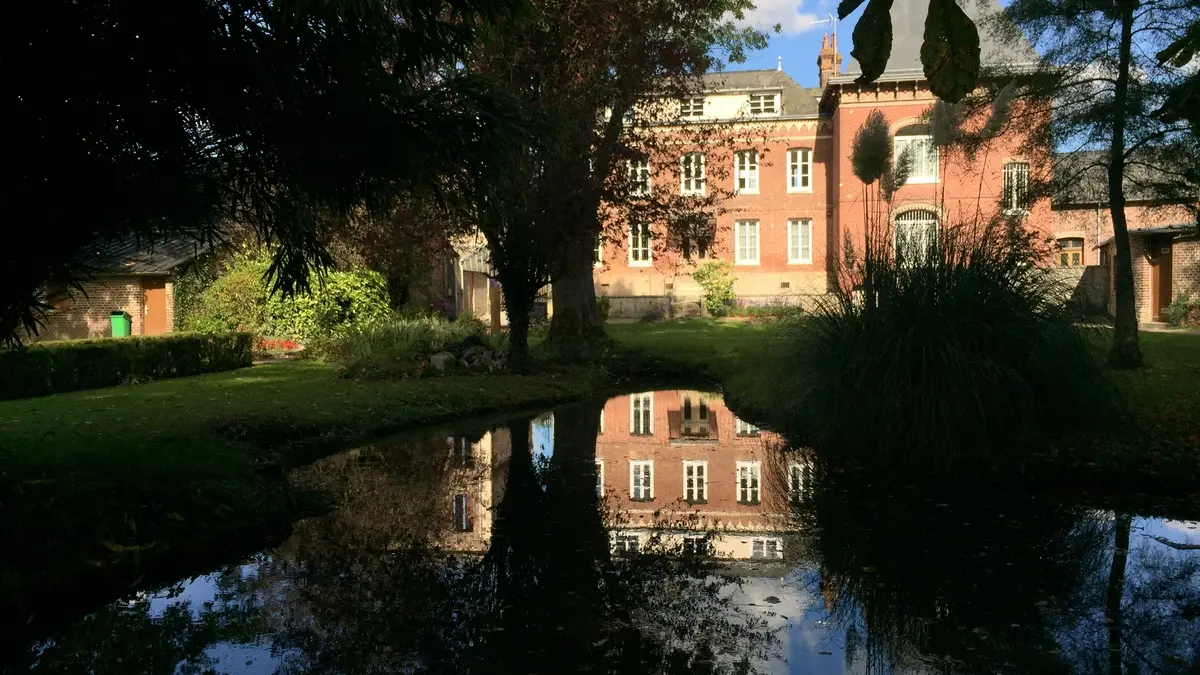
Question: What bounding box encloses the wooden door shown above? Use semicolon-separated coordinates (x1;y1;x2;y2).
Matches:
1148;238;1173;321
143;277;168;335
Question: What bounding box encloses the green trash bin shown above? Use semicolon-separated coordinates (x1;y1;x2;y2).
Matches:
109;310;132;338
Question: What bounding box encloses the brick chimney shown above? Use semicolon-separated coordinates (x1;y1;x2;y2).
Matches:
817;33;842;89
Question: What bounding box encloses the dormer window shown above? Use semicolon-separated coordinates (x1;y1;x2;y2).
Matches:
679;97;705;117
749;92;778;116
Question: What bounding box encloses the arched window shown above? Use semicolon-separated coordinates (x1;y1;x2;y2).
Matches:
894;209;939;261
894;124;938;183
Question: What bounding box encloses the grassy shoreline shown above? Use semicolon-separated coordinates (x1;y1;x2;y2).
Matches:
0;361;635;631
2;320;1197;636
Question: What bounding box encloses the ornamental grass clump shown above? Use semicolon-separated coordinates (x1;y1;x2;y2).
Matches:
324;315;489;379
770;223;1113;468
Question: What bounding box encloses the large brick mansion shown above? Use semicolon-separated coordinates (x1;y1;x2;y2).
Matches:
586;3;1198;323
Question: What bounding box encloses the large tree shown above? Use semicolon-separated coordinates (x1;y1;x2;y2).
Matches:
4;0;520;344
462;0;769;353
986;0;1200;368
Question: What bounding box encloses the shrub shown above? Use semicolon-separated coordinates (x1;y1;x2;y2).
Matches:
597;295;612;321
266;268;391;342
322;316;488;379
692;261;736;317
0;332;252;400
184;253;392;343
770;224;1112;468
1163;294;1200;327
182;255;271;335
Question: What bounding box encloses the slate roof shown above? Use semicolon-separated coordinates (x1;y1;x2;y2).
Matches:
838;0;1038;81
699;70;823;117
83;236;208;275
1054;151;1196;206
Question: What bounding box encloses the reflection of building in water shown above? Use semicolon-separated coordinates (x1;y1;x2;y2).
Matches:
437;392;812;562
599;391;808;561
441;429;511;553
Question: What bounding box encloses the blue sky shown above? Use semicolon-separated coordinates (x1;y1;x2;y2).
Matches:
731;0;864;87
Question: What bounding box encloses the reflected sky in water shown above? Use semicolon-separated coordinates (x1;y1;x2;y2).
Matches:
13;391;1200;674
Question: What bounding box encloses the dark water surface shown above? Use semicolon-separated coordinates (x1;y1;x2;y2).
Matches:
12;391;1200;674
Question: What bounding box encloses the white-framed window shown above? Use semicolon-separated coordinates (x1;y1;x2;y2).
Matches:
679;97;705;117
452;493;472;531
628;158;651;196
751;538;783;559
734;150;759;194
629;222;652;266
789;461;811;502
788;148;812;192
613;533;641;554
735;417;760;438
894;209;939;262
630;460;654;500
1002;162;1030;213
683;535;709;556
596;460;605;497
748;92;779;116
736;461;761;504
681;153;706;195
449;436;473;468
631;392;653;435
788;218;812;264
894;127;938;183
594;235;604;267
599;409;605;434
735;220;759;265
683;460;708;503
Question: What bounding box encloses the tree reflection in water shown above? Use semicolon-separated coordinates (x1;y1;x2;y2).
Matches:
787;451;1200;674
23;401;781;674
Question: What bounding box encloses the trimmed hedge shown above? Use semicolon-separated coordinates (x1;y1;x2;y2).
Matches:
0;332;252;400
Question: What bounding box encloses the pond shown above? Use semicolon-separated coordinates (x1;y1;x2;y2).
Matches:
9;390;1200;674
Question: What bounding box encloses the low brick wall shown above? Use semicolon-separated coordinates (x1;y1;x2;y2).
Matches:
1047;265;1109;315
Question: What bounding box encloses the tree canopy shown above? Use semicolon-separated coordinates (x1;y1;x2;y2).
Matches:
4;0;523;343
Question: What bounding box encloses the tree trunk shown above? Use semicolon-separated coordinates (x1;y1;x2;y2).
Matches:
548;234;606;350
1107;513;1131;675
1107;4;1144;369
501;282;536;373
508;313;531;374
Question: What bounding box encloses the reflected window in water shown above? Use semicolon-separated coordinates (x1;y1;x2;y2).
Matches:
449;436;474;468
683;460;708;503
750;537;782;559
595;460;604;498
788;461;811;502
630;460;654;501
631;392;653;436
613;533;641;555
735;417;760;438
683;535;709;556
452;493;472;531
737;461;761;505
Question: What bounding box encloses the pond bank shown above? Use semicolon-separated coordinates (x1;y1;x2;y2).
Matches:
0;359;669;637
2;320;1198;641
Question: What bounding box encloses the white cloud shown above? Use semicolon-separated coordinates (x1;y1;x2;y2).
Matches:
739;0;822;35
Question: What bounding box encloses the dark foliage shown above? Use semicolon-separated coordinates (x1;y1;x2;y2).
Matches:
0;332;252;400
5;0;522;344
771;224;1114;468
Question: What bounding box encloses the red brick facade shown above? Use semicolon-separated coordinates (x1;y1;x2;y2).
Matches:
38;274;175;341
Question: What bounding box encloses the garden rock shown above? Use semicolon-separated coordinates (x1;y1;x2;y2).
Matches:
430;352;456;371
479;355;500;372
